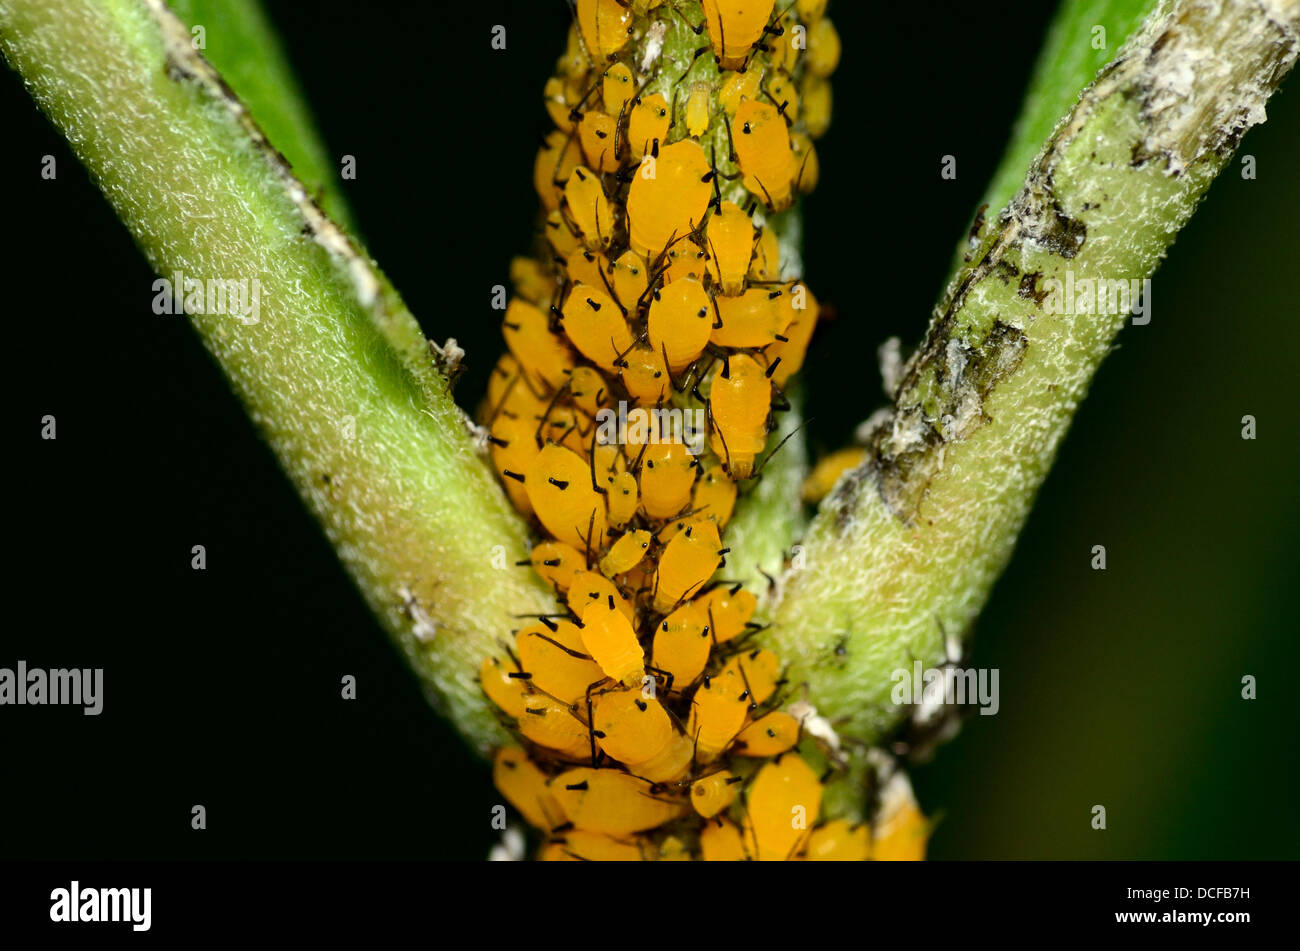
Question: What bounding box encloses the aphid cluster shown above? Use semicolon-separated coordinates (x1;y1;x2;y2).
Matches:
478;0;909;861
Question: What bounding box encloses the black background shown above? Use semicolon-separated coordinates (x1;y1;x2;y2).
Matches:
2;0;1296;860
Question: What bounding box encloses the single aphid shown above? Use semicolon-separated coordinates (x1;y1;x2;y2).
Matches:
742;752;824;860
708;352;772;480
550;766;686;835
516;619;605;705
578;594;645;688
493;747;563;831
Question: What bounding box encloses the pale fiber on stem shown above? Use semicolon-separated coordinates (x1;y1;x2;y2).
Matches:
0;0;551;753
771;0;1300;746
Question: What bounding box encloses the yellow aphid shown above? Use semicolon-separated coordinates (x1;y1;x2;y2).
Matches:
602;63;636;116
733;710;799;756
764;282;819;384
708;352;771;479
480;655;532;719
606;470;639;528
627;140;713;261
766;70;800;123
600;529;651;577
697;584;756;642
711;286;792;348
609;250;649;308
567;365;609;418
724;647;781;704
700;815;750;860
638;441;699;520
872;778;930;861
627;93;671;161
662;240;709;284
563;248;609;294
795;0;828;23
618;344;670;405
655;513;708;546
488;413;541;514
652;600;713;689
557;23;589;79
517;620;605;705
561;284;633;370
543;76;577;132
563;167;614;250
654;836;692;861
803;447;865;504
579;595;645;688
691;769;742;818
743;753;823;860
504;298;575;392
691;462;739;527
529;540;587;593
545;209;583;258
576;0;634;61
578;110;620;173
733;99;797;210
494;747;562;830
806;17;841;78
510;256;556;305
538;404;592;456
804;819;870;861
688;666;751;762
685;82;712;137
801;74;832;139
701;0;776;70
653;518;723;613
566;570;637;627
790;131;818;192
706;201;755;296
768;11;800;73
551;767;685;835
749;225;781;281
718;68;762;118
525;443;607;552
591;689;685;778
534;129;582;212
517;694;591;760
543;830;647;861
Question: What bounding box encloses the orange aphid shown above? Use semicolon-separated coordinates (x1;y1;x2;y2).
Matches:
651;600;712;689
480;655;532;719
563;167;615;251
648;277;713;372
577;0;635;61
653;519;723;613
494;747;563;830
561;283;634;370
733;99;798;210
524;443;607;552
626;93;671;161
743;753;823;860
701;0;776;70
578;596;645;688
627;140;713;261
534;130;582;212
708;352;771;479
706;201;755;296
710;286;793;348
638;441;699;521
503;298;575;392
529;540;587;592
516;620;605;705
578;111;620;173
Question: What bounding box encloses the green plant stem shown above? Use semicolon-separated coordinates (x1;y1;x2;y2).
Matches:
165;0;356;232
770;0;1299;747
0;0;551;754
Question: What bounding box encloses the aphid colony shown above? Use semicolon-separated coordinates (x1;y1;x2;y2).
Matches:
476;0;919;860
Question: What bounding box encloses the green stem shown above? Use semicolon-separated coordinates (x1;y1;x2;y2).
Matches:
771;0;1300;746
0;0;551;754
165;0;357;232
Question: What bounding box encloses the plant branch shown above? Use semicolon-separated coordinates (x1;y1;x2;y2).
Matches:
0;0;551;753
770;0;1299;745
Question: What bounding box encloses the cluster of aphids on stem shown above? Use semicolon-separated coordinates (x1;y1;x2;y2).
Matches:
476;0;921;860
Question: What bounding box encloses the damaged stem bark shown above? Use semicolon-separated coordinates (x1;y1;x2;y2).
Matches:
770;0;1299;749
